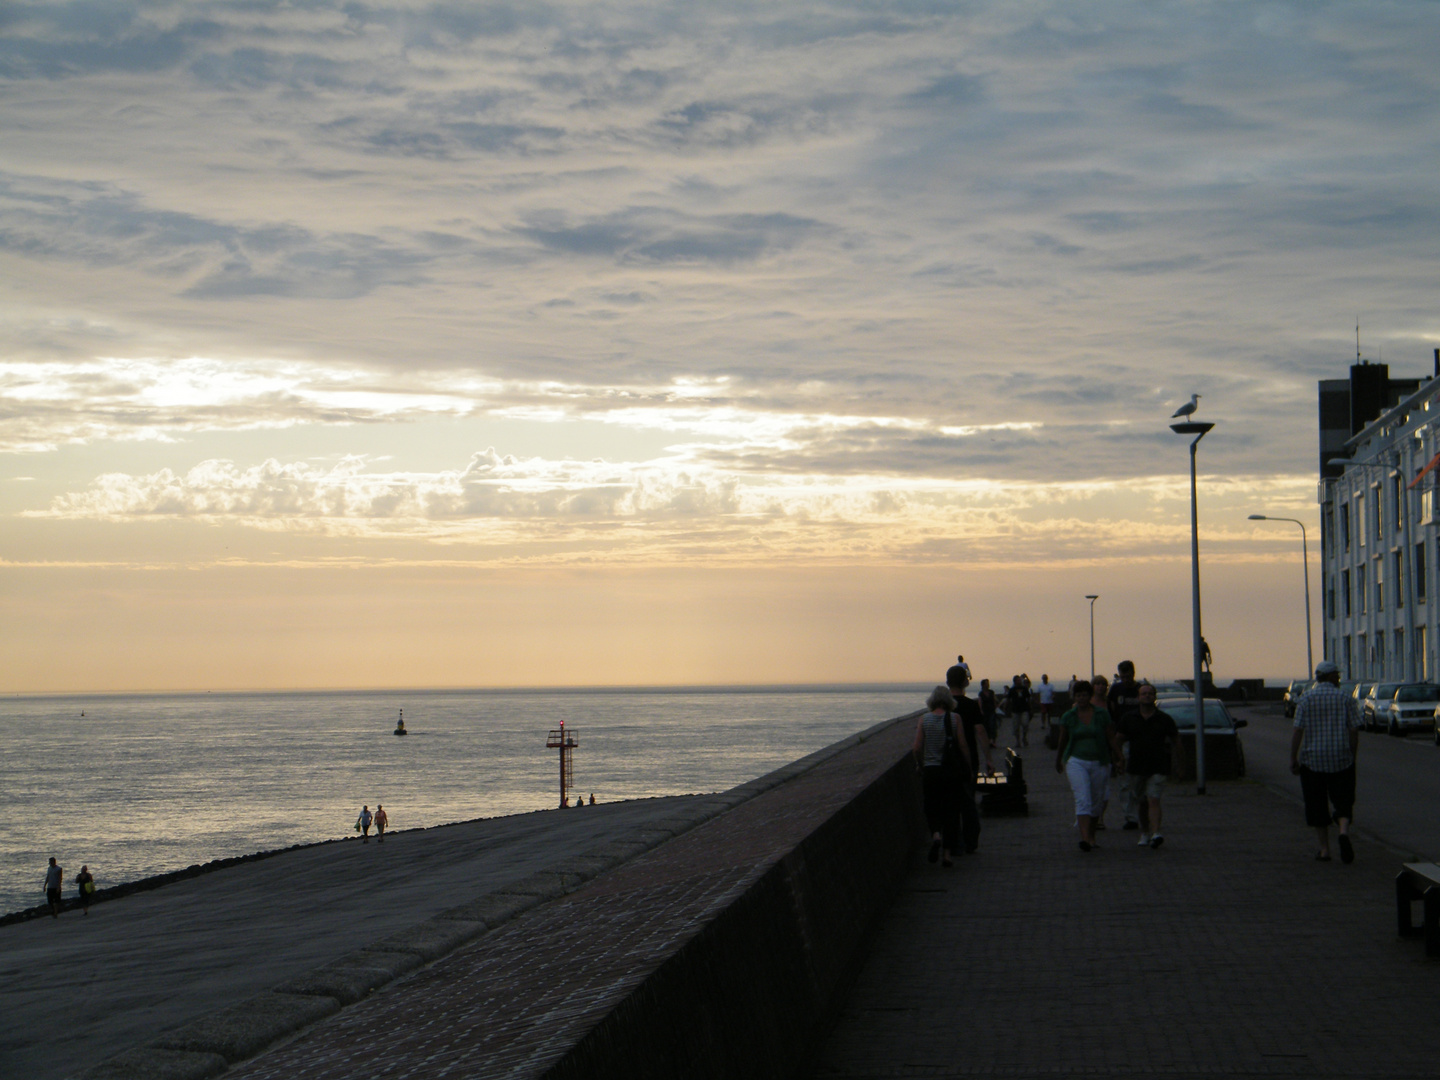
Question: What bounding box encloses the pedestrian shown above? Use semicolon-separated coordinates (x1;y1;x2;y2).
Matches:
44;857;63;918
913;686;969;867
374;805;388;843
978;679;999;744
1008;676;1033;747
1107;661;1144;829
1088;675;1114;824
1116;684;1184;848
1291;660;1360;863
357;805;373;843
1038;674;1055;732
75;864;95;915
1055;680;1118;852
945;654;972;691
946;668;988;849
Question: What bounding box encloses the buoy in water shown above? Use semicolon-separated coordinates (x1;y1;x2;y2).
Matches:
394;709;406;736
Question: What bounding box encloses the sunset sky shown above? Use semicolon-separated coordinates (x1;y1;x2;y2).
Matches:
5;1;1440;692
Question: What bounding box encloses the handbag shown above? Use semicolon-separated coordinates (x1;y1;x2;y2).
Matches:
941;712;967;778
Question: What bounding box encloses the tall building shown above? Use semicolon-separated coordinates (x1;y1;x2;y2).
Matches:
1319;353;1440;684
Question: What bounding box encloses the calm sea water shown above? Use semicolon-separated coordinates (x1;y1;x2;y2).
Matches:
0;685;924;916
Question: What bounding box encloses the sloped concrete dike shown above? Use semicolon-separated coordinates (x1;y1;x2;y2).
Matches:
33;710;925;1080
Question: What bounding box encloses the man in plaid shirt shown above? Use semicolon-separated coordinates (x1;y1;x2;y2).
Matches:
1290;660;1360;863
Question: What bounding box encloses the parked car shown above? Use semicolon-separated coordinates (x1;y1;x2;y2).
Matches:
1283;679;1313;719
1155;696;1247;779
1149;681;1190;696
1362;683;1404;732
1378;684;1440;736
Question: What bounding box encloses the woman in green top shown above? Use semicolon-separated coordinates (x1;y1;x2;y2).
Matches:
1054;680;1122;851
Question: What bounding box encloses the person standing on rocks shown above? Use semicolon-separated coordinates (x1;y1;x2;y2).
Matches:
1116;684;1183;848
43;857;63;918
357;805;373;843
374;805;388;843
1291;660;1360;863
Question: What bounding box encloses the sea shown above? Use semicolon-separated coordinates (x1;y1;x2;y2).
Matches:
0;685;926;917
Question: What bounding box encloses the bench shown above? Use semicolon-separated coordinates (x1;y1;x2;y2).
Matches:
1396;862;1440;957
976;748;1028;817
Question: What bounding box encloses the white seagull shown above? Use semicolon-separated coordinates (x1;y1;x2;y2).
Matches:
1171;393;1201;419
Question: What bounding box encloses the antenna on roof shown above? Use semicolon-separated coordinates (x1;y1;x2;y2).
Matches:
1356;318;1361;363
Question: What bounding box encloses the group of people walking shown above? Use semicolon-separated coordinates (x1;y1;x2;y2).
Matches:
1055;663;1184;852
356;804;389;842
918;654;1188;859
41;857;95;919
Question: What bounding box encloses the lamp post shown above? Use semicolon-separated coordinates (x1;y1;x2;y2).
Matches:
1247;515;1313;678
1085;594;1099;679
1172;418;1215;794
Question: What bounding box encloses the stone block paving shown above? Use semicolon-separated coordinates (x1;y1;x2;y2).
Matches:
811;756;1440;1080
229;720;915;1080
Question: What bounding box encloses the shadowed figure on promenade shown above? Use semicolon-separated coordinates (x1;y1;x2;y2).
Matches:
356;805;373;843
1054;680;1119;852
913;687;968;867
1290;659;1360;863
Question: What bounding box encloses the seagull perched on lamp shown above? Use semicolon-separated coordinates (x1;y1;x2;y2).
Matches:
1171;393;1201;419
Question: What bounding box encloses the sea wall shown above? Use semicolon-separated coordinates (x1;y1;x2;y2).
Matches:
547;743;926;1079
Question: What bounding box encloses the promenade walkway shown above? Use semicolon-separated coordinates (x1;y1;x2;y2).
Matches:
812;706;1440;1080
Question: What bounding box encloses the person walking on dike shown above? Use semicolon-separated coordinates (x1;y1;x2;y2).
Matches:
1291;660;1361;863
374;805;388;843
1116;684;1183;848
913;687;969;867
1038;674;1055;734
1107;661;1144;830
357;805;373;843
945;668;989;850
44;857;63;918
946;655;972;691
75;864;95;915
1007;676;1033;747
1088;674;1112;828
1055;681;1118;852
978;679;999;745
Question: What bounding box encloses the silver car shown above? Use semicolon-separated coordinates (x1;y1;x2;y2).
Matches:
1378;684;1439;736
1363;682;1404;732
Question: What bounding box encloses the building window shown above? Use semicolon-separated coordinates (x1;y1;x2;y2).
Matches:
1358;634;1367;675
1375;562;1383;611
1421;625;1430;680
1344;635;1353;676
1396;628;1404;673
1343;569;1351;617
1328;580;1336;620
1395;551;1405;607
1418;542;1428;602
1394;475;1404;532
1358;564;1367;614
1374;486;1383;540
1376;630;1385;667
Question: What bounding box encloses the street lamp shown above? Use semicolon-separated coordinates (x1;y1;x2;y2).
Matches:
1085;594;1099;679
1172;417;1215;794
1247;515;1313;678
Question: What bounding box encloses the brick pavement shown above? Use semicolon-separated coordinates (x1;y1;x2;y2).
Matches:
227;715;919;1080
811;751;1440;1080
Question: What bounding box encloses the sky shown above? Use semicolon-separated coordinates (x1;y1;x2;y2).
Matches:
4;0;1440;692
